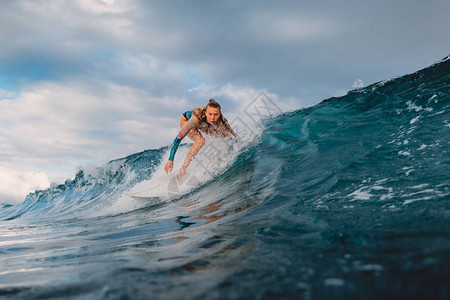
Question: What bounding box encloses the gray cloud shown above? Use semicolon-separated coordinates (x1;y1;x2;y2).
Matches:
2;1;449;100
127;0;450;101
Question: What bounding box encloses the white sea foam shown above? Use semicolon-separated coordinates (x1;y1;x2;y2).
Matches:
324;278;345;287
380;188;394;200
411;184;429;189
401;186;447;205
428;95;437;102
403;196;433;205
356;264;384;272
410;116;420;124
406;100;423;112
349;182;394;202
398;151;411;157
401;189;436;197
349;188;372;200
401;166;415;176
93;124;265;219
430;110;445;116
405;169;414;176
375;178;389;184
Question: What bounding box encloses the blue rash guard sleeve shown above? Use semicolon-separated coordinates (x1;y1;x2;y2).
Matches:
169;136;183;161
168;114;201;161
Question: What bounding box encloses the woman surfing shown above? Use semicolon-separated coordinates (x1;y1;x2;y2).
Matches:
164;99;238;178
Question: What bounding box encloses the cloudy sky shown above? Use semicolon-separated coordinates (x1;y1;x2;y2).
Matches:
1;0;449;202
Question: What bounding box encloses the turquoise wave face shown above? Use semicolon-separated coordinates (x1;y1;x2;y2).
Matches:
265;56;449;208
0;56;448;299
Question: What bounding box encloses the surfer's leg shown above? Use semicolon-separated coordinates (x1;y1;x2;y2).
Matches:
187;129;205;157
179;115;205;162
179;115;188;128
179;128;204;177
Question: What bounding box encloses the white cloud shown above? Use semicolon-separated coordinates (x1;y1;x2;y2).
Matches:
0;165;51;204
0;89;16;99
0;80;190;185
19;0;134;17
188;83;303;129
74;0;134;15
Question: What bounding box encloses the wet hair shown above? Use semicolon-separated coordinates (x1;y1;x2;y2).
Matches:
206;98;221;111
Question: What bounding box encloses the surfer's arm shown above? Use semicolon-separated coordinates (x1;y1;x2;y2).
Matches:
226;127;239;138
165;116;201;174
221;116;239;139
165;136;181;173
168;136;183;161
168;116;201;161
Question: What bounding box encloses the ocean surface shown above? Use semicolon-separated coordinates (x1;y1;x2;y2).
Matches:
1;56;449;299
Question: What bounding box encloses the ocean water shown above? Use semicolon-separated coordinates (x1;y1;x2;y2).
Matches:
1;56;449;299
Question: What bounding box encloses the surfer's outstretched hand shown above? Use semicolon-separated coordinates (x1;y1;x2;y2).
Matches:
165;161;174;174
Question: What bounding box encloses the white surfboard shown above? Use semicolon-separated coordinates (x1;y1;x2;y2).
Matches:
127;173;201;200
127;176;172;199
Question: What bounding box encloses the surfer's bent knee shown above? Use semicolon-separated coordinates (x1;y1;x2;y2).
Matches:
179;116;188;128
196;137;205;147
